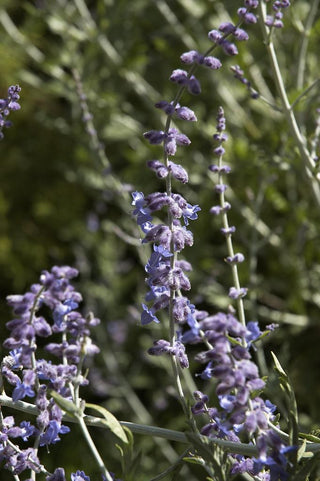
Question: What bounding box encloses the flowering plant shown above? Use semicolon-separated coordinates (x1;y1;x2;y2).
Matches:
1;0;320;480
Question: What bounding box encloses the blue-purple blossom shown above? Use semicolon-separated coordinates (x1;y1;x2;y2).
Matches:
265;0;290;28
210;202;231;215
228;286;248;299
12;381;35;402
155;101;197;121
221;226;236;235
53;299;79;329
180;51;222;70
144;128;191;156
169;69;201;95
131;191;153;231
1;265;100;479
39;420;70;447
71;470;90;481
141;304;160;325
226;253;245;264
187;308;292;478
148;338;189;368
46;468;67;481
0;84;21;140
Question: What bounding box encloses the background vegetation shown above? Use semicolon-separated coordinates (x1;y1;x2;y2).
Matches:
1;0;320;479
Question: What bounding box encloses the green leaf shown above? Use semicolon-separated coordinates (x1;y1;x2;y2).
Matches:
271;351;287;376
85;402;128;444
49;390;82;418
271;352;299;468
299;432;320;443
182;456;205;466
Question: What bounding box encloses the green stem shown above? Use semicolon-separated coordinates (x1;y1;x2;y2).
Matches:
217;154;246;330
2;394;320;455
257;2;320;206
76;414;114;481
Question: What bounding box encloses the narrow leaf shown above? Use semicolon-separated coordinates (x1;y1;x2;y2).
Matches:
299;432;320;443
271;353;299;446
85;402;128;444
182;456;205;466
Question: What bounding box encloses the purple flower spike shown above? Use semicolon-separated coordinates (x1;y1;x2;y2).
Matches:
0;84;22;140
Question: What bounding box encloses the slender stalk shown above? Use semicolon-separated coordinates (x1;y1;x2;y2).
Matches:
214;146;246;330
257;2;320;206
2;393;320;455
76;414;114;481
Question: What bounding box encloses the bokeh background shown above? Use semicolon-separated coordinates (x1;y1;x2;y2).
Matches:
1;0;320;479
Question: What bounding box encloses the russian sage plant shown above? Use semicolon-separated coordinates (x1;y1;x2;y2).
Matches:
1;0;320;480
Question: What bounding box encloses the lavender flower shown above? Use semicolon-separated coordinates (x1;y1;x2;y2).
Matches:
186;310;292;478
148;338;189;368
143;128;191;156
71;471;91;481
0;85;21;140
46;468;67;481
265;1;291;29
1;266;100;477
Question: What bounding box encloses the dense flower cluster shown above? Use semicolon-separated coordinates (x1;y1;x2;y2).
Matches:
0;84;21;140
182;108;294;480
187;311;293;479
132;0;258;371
0;266;100;477
132;3;295;477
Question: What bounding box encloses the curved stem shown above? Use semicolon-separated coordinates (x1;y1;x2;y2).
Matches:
257;2;320;206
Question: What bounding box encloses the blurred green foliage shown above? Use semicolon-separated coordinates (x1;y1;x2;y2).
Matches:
1;0;320;479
